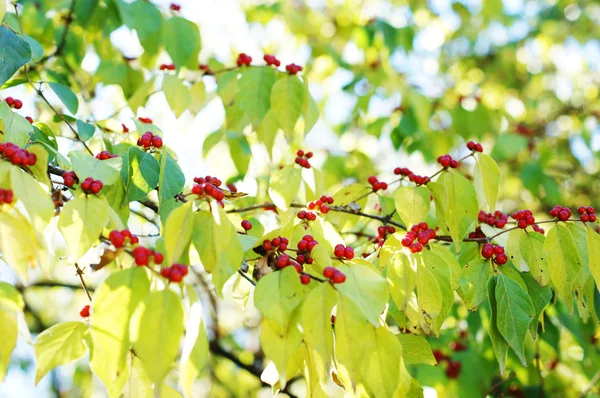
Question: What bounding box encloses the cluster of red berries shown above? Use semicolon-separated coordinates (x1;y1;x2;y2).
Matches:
295;235;318;265
468;226;486;239
79;305;90;318
511;209;535;229
367;176;388;191
0;142;37;166
237;53;252;67
192;176;224;201
323;266;346;284
138;117;153;124
262;236;290;253
297;210;317;221
401;222;436;253
137;131;163;149
481;243;507;265
198;64;212;74
263;54;281;67
169;3;181;11
531;224;544;234
285;63;303;75
466;141;483;152
275;253;302;271
432;349;462;378
408;173;430;186
62;171;78;187
375;225;396;247
334;244;354;260
308;195;334;214
0;189;14;205
449;341;468;351
108;229;140;248
549;205;571;221
577;206;596;223
160;264;188;283
81;177;104;195
95;151;118;160
478;210;508;228
132;246;164;266
437;154;459;169
295;149;313;168
393;167;412;176
4;97;23;109
241;220;252;231
159;63;176;71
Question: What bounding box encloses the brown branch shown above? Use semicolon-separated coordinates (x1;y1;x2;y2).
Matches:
74;263;93;301
37;0;78;63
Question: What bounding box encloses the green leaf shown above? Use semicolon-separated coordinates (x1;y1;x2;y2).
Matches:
386;251;416;314
217;70;238;106
335;263;388;326
495;273;535;364
458;258;492;310
91;267;150;385
487;276;509;374
0;26;32;87
237;66;276;126
128;77;156;112
124;146;160;203
49;82;79;114
131;289;184;383
441;171;478;251
123;1;163;55
23;35;43;62
254;267;308;330
69;150;121;185
429;243;462;290
521;271;552;339
474;153;501;211
420;250;453;335
34;322;88;384
397;334;436;366
0;1;5;23
164;202;194;264
0;101;33;147
519;232;550;286
0;282;24;312
588;227;600;292
0;308;18;382
192;207;243;296
394;186;430;229
163;16;201;69
181;316;209;397
163;74;191;118
303;81;319;135
76;119;95;141
270;75;305;138
0;212;39;281
260;312;303;386
543;224;582;313
268;166;302;211
58;196;109;260
158;153;185;223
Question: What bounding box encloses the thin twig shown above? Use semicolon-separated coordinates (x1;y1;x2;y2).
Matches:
237;269;256;286
74;263;93;301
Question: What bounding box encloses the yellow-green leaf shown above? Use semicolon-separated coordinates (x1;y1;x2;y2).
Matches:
69;150;121;185
189;80;206;114
270;75;305;138
91;267;150;385
260;310;303;385
131;289;184;383
487;276;509;374
237;66;276;126
519;232;550;286
0;101;32;147
397;334;436;366
164;201;194;264
58;196;109;261
124;146;160;203
254;266;308;330
474;154;501;211
34;322;88;384
0;212;39;281
10;166;53;232
0;282;24;312
543;224;582;313
386;252;416;312
0;308;18;382
163;74;191;118
458;258;491;310
394;186;430;229
268;166;302;211
587;227;600;292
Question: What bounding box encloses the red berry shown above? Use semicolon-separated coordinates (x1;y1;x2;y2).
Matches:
300;274;310;284
303;235;314;242
263;240;272;251
323;266;335;279
332;270;346;284
307;241;318;251
153;252;164;264
296;254;306;264
169;269;183;282
152;136;163;148
90;182;102;194
13;99;22;109
241;220;252;231
134;254;149;266
587;206;595;214
394;167;401;175
445;360;462;379
272;237;281;247
368;176;377;185
558;211;569;221
525;215;535;225
493;245;504;255
277;254;290;269
297;240;308;251
474;143;483;152
344;246;354;260
81;181;91;191
590;214;597;222
334;244;345;258
481;244;494;259
581;214;590;222
160;267;172;278
578;206;587;214
79;305;90;318
517;220;527;229
466;141;475;150
495;253;508;265
109;230;125;248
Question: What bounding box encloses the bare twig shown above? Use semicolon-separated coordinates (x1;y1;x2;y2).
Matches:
74;263;93;301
